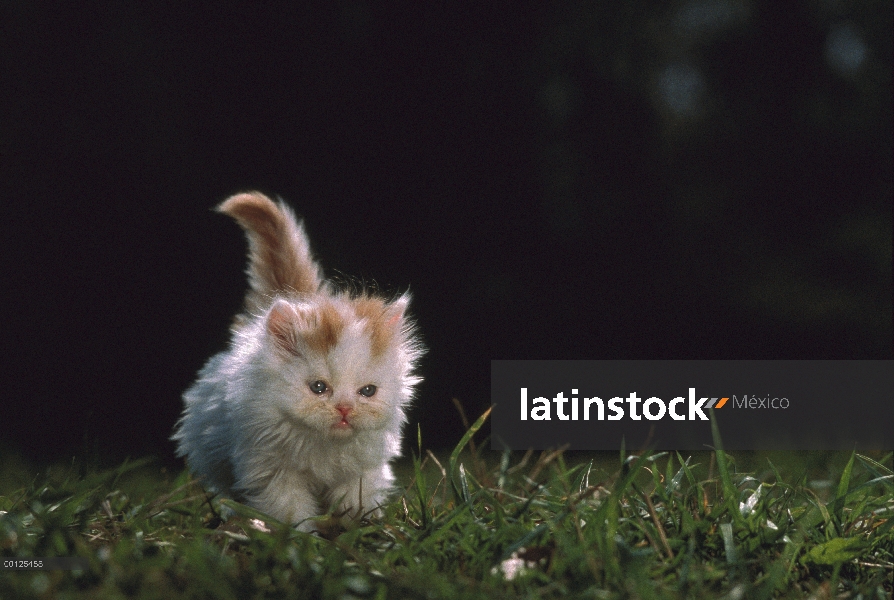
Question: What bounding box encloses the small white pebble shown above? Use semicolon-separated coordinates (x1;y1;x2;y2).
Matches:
249;518;271;533
491;549;540;581
492;556;528;580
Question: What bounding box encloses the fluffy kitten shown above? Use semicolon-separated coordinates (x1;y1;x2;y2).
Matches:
172;192;423;531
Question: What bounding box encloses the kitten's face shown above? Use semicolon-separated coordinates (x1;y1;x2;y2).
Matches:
261;297;409;437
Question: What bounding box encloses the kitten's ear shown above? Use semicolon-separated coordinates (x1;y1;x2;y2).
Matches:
266;299;302;356
383;294;411;327
383;294;422;365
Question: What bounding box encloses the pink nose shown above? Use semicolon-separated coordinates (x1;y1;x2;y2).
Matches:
335;404;352;418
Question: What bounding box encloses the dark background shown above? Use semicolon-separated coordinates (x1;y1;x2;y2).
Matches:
2;1;891;467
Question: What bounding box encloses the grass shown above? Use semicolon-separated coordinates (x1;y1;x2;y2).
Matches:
1;409;892;599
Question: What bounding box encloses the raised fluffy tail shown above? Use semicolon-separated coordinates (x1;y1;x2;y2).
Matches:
218;192;323;312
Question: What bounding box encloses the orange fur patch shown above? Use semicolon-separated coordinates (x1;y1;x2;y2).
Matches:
266;301;301;355
302;302;346;355
353;297;400;358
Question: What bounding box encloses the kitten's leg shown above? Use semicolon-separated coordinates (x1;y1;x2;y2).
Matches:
249;471;321;532
328;464;395;522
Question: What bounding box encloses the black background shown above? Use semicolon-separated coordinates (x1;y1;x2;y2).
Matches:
2;2;891;466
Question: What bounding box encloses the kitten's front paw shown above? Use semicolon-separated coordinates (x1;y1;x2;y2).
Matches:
306;514;348;538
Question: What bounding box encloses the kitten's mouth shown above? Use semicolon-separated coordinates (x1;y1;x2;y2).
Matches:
331;418;353;431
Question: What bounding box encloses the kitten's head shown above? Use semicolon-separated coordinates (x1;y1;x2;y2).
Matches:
254;294;421;438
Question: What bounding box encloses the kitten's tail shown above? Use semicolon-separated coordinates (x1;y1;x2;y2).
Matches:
218;192;324;310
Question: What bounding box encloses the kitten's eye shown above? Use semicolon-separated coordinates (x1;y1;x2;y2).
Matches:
308;380;328;394
358;385;377;398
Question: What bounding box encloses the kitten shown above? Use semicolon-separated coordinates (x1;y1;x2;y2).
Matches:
172;192;423;531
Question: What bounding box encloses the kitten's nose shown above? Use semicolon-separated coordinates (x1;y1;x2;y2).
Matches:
335;404;352;418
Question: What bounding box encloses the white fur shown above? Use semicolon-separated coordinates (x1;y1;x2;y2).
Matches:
172;195;422;531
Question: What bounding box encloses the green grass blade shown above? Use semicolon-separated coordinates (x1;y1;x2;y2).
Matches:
666;456;691;496
855;453;893;478
709;407;739;521
458;464;472;505
448;406;491;499
835;452;855;501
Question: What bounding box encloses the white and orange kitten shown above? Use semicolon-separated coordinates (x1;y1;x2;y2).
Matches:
172;192;423;530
